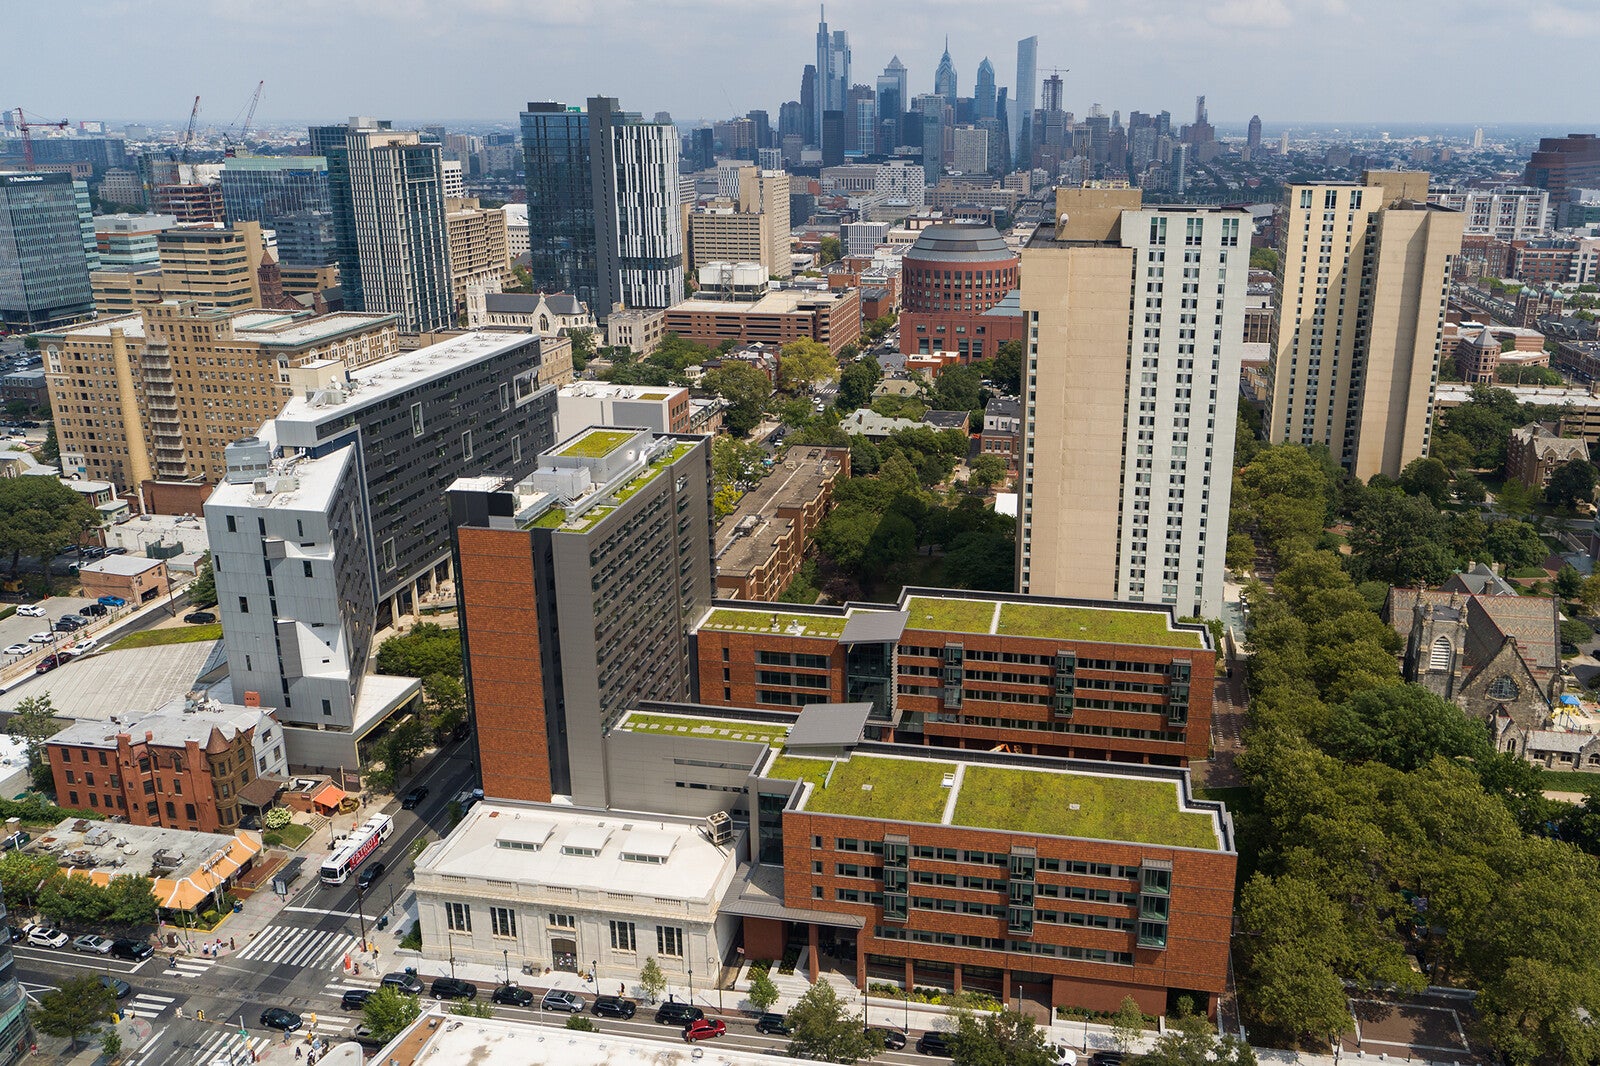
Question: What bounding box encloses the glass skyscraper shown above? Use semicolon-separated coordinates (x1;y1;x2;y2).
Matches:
521;102;596;307
0;171;95;330
220;157;333;259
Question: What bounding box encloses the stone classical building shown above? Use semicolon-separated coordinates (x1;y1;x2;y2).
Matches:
1507;422;1589;490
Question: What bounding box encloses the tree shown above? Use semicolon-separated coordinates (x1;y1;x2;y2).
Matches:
39;419;58;462
1546;458;1598;510
384;717;431;777
1319;685;1490;771
1494;477;1536;518
1110;997;1147;1054
101;1028;123;1065
712;436;768;489
786;980;882;1064
1140;1008;1257;1066
30;975;115;1048
0;476;99;574
1555;564;1585;602
1227;533;1255;573
363;985;421;1042
1560;618;1593;647
1249;247;1280;272
1455;473;1487;505
564;1014;597;1031
1579;573;1600;615
189;552;216;606
451;1001;495;1018
988;341;1023;394
948;1006;1053;1066
7;693;59;790
374;623;462;678
930;364;982;412
638;957;667;1003
1485;519;1547;571
702;362;773;436
422;673;467;738
968;454;1008;491
747;966;780;1013
566;327;597;371
1398;457;1452;507
837;357;882;410
778;339;839;393
713;485;743;520
1345;492;1456;587
818;235;842;265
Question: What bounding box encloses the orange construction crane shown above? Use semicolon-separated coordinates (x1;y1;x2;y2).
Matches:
12;108;70;170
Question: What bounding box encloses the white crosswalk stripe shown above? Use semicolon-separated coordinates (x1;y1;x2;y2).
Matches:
123;992;175;1019
191;1030;272;1066
234;925;363;969
161;956;214;978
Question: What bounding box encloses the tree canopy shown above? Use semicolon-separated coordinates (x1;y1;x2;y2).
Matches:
31;975;116;1048
0;476;99;574
785;980;882;1064
702;361;773;436
375;623;461;679
1546;458;1598;510
778;339;840;393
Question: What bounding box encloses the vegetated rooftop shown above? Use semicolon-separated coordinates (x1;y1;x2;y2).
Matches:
699;608;848;639
525;441;698;532
557;428;635;459
953;766;1219;848
902;594;1204;649
767;754;957;824
616;712;789;748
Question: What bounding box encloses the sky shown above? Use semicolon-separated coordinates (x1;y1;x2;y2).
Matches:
12;0;1598;130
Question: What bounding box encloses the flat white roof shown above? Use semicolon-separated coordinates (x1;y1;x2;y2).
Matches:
205;444;354;514
382;1011;803;1066
79;554;163;577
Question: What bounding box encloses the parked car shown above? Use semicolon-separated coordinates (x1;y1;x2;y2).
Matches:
655;1001;704;1026
53;617;84;632
72;934;113;954
400;786;430;810
98;976;131;999
259;1008;302;1032
591;995;636;1019
72;637;101;655
26;927;69;948
871;1028;908;1051
430;977;478;1001
27;632;54;644
184;611;216;625
110;938;152;960
541;989;585;1013
104;547;127;556
96;595;126;607
683;1019;726;1042
916;1032;954;1057
36;652;72;673
79;547;104;559
3;643;32;656
341;990;371;1011
754;1013;792;1036
15;604;45;617
491;984;534;1007
79;603;108;617
357;861;386;889
381;972;424;996
1089;1053;1126;1066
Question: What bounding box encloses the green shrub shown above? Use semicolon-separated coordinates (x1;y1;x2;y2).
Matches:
262;807;292;830
399;923;422;951
0;606;14;622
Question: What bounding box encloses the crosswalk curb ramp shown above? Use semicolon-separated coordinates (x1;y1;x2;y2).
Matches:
190;1030;272;1066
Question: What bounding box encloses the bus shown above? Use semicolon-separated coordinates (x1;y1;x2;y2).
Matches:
320;813;394;886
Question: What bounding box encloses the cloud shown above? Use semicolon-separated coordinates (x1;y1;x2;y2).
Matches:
1208;0;1294;28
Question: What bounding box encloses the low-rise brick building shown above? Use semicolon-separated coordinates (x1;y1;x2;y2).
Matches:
715;446;848;601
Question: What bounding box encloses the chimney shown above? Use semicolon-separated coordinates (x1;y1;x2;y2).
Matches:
145;731;154;743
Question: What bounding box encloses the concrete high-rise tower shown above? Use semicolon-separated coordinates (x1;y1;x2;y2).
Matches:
1016;188;1248;619
935;39;957;104
1266;172;1466;480
1247;115;1262;149
1011;36;1038;169
974;58;997;120
1041;72;1064;114
877;57;908;150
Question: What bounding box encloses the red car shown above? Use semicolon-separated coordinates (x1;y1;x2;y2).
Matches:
683;1019;726;1042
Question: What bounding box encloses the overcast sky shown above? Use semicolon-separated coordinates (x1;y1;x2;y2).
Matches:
14;0;1596;130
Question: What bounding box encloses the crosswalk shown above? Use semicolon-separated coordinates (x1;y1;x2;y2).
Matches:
188;1030;273;1066
161;956;215;979
323;972;379;1006
124;992;177;1019
234;924;364;970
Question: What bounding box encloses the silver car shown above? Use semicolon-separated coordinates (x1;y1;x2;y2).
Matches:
73;934;113;954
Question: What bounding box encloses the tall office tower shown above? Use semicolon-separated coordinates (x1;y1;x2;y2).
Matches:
847;85;877;154
974;57;997;120
313;118;452;332
1195;96;1207;125
685;165;790;278
822;111;847;167
1472;127;1484;150
800;66;818;147
952;127;989;175
0;171;95;330
41;301;400;493
746;110;772;151
1041;72;1064;114
758;147;784;171
1016;188;1248;619
815;7;850;147
447;428;713;806
691;127;715;171
1523;135;1600;206
522;101;595;303
205;331;565;767
446;197;513;312
92;221;275;317
220;156;334;265
778;100;806;142
1279;131;1289;155
1011;36;1038;170
441;160;465;200
1170;142;1189;194
915;96;946;182
935;39;958;104
588;97;683;314
876;57;908;150
1246;115;1262;150
1266;172;1465;480
1086;109;1111;167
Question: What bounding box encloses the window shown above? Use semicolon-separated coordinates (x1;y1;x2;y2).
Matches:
381;539;397;571
609;921;636;952
238;596;249;614
1487;675;1518;701
411;402;425;437
548;913;576;929
499;383;511;411
226;515;237;533
1428;636;1453;672
657;926;684;957
490;907;516;938
303;561;313;578
446;902;472;932
462;431;473;461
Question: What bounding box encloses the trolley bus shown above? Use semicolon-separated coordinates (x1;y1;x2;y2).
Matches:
320;813;394;885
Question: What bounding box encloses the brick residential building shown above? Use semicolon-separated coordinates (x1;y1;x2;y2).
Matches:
1507;421;1589;490
714;446;848;601
663;279;861;357
46;697;287;832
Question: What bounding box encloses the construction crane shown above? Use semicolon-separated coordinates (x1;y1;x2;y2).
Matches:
224;81;264;158
11;108;70;170
178;95;200;164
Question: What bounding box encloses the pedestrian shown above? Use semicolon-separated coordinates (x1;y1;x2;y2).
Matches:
295;1048;302;1060
230;937;235;950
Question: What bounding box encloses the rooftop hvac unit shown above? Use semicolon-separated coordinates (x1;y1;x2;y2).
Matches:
151;848;185;870
705;811;733;847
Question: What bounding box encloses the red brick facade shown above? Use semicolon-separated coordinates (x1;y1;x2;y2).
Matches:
48;729;256;833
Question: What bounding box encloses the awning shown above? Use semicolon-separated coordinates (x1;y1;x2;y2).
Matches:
310;783;347;810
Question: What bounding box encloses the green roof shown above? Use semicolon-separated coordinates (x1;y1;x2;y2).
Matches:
768;754;956;823
901;594;1203;649
700;608;848;639
557;429;635;458
617;712;789;747
525;441;698;532
953;766;1219;848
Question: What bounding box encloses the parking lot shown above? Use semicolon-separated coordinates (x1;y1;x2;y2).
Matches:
0;596;123;674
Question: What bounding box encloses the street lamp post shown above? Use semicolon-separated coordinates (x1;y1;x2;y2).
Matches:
687;965;694;1010
591;960;598;998
504;948;511;987
447;928;456;979
355;881;368;951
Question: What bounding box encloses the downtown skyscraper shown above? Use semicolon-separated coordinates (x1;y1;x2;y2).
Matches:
814;6;850;149
1012;36;1038;168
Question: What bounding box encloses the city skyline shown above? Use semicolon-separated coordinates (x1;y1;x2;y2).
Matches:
11;0;1597;128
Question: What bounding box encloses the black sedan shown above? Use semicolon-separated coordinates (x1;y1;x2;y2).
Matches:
260;1008;303;1032
341;989;371;1011
492;984;534;1007
872;1028;908;1051
110;938;152;960
401;786;430;810
357;861;386;889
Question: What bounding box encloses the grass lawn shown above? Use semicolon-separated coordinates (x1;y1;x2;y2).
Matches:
620;712;788;747
954;766;1220;849
903;596;996;635
1509;566;1550;579
1538;769;1600;795
263;822;313;849
110;623;222;650
558;428;634;458
701;608;846;638
998;602;1205;648
768;754;956;824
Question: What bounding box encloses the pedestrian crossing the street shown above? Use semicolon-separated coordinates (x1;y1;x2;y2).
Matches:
161;955;215;979
123;992;177;1019
190;1030;272;1066
234;924;364;970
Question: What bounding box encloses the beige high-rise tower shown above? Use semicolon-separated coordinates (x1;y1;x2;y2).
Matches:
1016;188;1247;619
1266;171;1465;480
